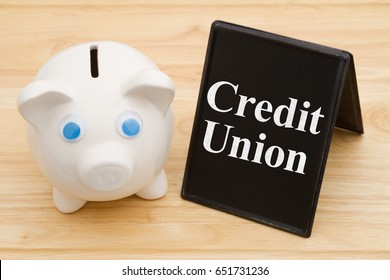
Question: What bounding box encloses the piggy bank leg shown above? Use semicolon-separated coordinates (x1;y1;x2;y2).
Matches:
53;188;87;213
136;170;168;200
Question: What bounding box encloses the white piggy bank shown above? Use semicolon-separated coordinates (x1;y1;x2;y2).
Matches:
17;41;175;213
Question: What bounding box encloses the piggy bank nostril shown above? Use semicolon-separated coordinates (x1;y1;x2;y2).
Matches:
82;165;131;191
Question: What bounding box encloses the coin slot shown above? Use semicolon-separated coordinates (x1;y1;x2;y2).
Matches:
90;45;99;78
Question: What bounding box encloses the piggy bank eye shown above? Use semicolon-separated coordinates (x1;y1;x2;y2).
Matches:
60;114;85;142
116;110;142;138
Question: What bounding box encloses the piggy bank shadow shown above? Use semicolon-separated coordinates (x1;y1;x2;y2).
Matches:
65;195;165;226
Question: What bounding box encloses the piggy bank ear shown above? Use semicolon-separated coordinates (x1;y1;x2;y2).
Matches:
123;69;175;115
17;80;73;127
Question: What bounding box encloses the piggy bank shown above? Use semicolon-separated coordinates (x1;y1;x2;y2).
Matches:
17;41;175;213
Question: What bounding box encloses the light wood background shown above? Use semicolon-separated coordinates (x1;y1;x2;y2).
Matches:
0;0;389;259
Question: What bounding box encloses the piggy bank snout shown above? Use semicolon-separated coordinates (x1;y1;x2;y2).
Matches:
77;144;135;192
81;164;131;191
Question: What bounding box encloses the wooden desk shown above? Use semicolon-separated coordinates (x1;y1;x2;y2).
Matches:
0;0;389;259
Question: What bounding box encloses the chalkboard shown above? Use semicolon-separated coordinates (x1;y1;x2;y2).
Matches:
181;21;363;237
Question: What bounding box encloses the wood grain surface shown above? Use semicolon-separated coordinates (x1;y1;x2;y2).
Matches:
0;0;389;259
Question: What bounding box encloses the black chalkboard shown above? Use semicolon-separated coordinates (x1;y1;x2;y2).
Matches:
181;21;363;237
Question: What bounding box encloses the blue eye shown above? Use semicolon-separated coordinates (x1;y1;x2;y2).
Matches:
63;122;81;141
116;111;142;138
60;114;85;142
122;118;141;137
